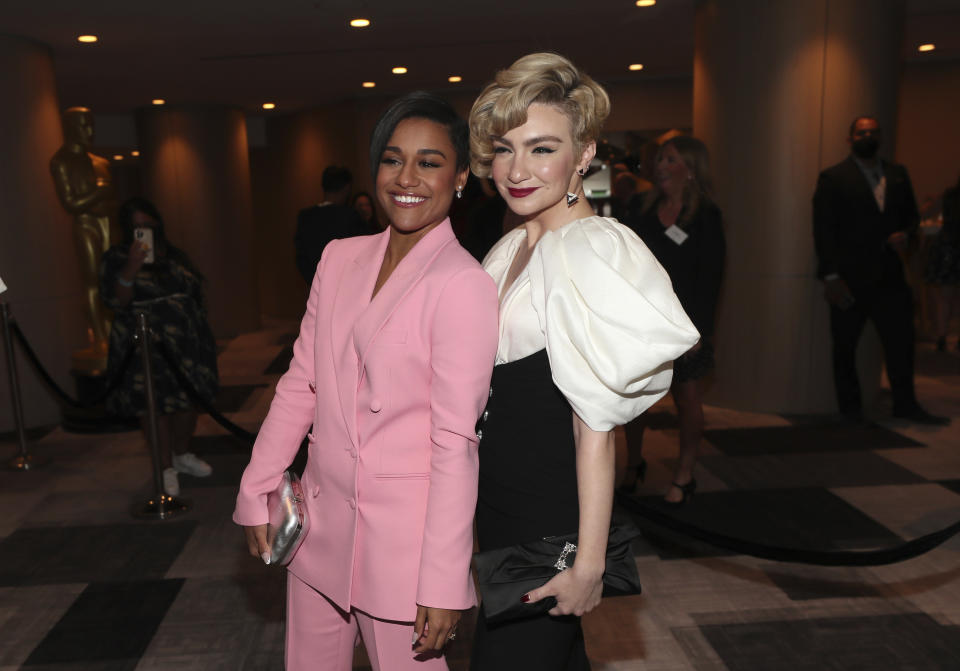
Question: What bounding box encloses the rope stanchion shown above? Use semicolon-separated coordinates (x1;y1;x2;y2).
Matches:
616;492;960;567
155;342;256;445
2;302;48;471
132;312;190;520
9;321;133;409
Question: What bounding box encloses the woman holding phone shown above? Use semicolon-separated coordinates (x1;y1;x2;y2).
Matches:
234;92;499;670
99;197;218;497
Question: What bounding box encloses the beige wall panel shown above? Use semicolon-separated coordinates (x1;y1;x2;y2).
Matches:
694;0;900;413
0;36;88;430
137;106;260;337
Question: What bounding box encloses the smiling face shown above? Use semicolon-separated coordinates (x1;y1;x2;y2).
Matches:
655;142;691;192
375;117;467;238
490;103;594;221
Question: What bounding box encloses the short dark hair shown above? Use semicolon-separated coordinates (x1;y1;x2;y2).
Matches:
322;166;352;193
848;116;879;137
368;91;469;182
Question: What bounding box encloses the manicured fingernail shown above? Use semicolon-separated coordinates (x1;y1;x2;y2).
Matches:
520;594;530;603
261;552;271;564
412;631;419;645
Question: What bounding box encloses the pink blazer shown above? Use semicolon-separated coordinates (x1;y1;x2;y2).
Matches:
234;220;498;622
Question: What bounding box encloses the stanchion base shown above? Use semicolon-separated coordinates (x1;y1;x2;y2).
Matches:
133;494;191;520
6;454;49;471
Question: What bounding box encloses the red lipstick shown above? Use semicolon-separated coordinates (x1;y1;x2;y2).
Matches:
507;187;539;198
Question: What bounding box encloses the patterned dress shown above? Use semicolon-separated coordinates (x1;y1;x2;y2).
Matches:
99;246;218;416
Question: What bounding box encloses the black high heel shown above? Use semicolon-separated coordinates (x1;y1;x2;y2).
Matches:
616;458;648;494
663;478;697;508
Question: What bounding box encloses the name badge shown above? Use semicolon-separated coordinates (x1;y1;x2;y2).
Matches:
664;225;689;245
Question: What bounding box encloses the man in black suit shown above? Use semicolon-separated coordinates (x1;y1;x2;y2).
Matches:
813;116;947;425
294;166;374;283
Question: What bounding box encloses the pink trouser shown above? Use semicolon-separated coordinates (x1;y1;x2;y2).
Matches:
286;571;449;671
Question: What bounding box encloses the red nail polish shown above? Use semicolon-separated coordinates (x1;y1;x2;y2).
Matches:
520;594;530;603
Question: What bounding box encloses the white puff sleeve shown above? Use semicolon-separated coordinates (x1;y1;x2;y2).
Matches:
529;217;700;431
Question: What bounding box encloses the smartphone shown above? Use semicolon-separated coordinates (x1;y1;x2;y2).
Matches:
134;227;155;264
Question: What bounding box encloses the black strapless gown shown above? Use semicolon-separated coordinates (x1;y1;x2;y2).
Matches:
471;349;590;671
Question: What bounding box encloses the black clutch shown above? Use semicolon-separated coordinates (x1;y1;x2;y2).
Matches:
473;519;643;624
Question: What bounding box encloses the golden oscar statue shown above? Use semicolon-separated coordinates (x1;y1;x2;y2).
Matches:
50;107;116;371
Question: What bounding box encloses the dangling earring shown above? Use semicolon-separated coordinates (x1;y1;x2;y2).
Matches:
456;186;463;199
566;192;579;207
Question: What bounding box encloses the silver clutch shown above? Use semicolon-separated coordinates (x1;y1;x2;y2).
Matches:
266;470;310;566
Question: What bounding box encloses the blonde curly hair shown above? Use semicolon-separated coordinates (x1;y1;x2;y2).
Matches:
469;52;611;178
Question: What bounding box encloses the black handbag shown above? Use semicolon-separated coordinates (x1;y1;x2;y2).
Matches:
473;518;643;624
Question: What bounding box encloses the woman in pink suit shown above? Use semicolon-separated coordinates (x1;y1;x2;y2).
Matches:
234;92;499;670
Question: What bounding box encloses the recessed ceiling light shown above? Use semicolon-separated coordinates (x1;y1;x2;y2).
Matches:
350;18;370;28
131;151;140;157
262;102;276;110
628;63;644;71
636;0;656;6
77;35;98;43
448;75;462;83
392;67;407;74
918;43;936;52
152;99;165;105
112;154;124;161
362;81;376;88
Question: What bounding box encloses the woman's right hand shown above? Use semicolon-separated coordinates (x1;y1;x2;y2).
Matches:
244;524;271;564
121;238;148;279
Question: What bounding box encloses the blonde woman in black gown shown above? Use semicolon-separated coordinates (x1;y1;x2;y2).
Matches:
468;53;700;670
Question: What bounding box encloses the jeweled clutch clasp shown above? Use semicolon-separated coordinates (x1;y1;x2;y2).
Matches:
554;541;577;571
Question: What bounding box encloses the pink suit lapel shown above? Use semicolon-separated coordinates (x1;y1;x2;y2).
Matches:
352;219;457;383
330;230;390;450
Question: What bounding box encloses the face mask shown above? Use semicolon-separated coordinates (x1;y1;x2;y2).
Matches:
851;136;879;159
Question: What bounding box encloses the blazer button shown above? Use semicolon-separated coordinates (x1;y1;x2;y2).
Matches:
370;399;382;413
311;486;320;498
476;429;483;441
347;497;356;509
489;386;493;398
483;410;489;422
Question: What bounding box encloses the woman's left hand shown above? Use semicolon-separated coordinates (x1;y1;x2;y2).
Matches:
413;605;461;653
523;561;604;617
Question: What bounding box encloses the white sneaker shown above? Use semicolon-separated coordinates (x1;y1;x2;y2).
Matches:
172;452;213;477
162;467;181;497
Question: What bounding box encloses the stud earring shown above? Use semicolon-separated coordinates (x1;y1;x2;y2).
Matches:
566;192;579;207
456;186;463;199
577;167;586;176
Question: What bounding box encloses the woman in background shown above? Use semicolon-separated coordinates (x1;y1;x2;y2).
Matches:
99;197;218;497
352;190;380;230
623;136;726;505
468;53;698;669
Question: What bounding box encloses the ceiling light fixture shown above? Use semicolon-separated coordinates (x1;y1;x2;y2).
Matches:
350;18;371;28
362;81;376;88
77;35;98;43
628;63;644;71
918;43;936;52
448;75;462;83
152;99;165;105
113;155;124;161
392;67;407;74
131;151;140;157
636;0;656;6
262;102;276;110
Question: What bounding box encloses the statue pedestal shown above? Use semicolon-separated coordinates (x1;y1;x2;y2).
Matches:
62;342;136;433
